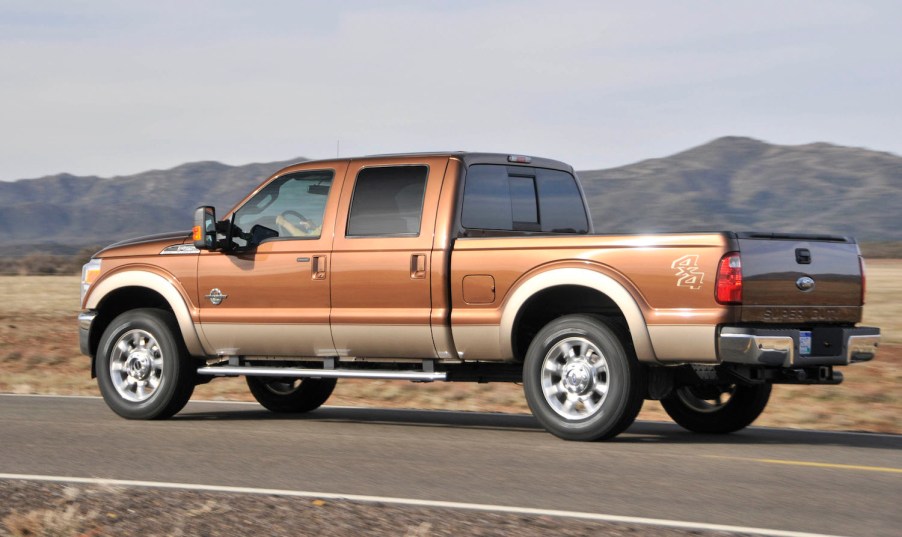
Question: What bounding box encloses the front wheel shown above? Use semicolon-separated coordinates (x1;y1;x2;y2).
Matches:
96;308;196;419
660;382;771;433
523;315;644;441
246;376;337;413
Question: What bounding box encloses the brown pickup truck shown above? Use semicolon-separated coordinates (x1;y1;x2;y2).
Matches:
78;152;880;440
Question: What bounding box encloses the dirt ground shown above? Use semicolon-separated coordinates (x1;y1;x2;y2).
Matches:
0;480;748;537
0;261;899;434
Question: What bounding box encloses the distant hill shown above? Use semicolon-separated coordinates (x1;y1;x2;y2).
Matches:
1;137;900;255
578;137;902;241
0;158;302;254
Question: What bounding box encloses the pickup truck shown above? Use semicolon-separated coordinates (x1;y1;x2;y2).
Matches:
78;152;880;441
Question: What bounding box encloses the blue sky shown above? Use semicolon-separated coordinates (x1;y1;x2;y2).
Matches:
1;1;900;180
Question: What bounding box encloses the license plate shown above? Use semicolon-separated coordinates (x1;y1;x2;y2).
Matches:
799;331;812;355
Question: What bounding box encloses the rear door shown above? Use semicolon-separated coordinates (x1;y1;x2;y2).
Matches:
330;157;448;358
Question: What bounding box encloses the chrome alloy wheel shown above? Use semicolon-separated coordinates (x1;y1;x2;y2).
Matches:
675;385;737;413
109;329;164;402
540;337;610;419
261;379;302;396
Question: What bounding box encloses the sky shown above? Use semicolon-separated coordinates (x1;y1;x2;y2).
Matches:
1;0;900;181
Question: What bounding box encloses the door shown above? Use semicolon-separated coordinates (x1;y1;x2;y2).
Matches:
330;157;448;358
197;165;346;357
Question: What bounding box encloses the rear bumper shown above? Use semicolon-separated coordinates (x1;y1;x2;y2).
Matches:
718;326;880;367
78;310;98;357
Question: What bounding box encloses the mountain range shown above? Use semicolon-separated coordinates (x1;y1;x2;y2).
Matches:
578;136;901;241
1;137;900;255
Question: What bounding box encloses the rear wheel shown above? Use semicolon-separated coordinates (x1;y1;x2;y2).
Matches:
523;315;644;441
246;376;337;413
96;308;196;419
661;382;771;433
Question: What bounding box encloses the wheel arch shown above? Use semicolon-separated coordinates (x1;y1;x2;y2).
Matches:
85;270;205;372
502;267;657;363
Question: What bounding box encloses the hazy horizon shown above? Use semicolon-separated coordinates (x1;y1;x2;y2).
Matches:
7;135;902;183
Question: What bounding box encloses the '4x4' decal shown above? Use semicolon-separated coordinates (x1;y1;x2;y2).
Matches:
671;255;704;290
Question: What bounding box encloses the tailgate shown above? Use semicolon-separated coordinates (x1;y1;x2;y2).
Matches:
737;233;863;324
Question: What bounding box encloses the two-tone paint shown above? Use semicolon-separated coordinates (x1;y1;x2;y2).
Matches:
80;152;872;371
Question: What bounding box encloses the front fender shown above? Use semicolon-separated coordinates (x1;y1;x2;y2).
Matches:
85;269;205;356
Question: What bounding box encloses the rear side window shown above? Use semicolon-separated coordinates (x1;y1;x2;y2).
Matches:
537;168;589;233
461;165;588;234
347;165;428;236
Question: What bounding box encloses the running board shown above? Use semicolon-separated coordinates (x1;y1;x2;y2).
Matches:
195;366;447;382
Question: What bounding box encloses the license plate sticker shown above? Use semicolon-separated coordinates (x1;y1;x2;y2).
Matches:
799;331;812;355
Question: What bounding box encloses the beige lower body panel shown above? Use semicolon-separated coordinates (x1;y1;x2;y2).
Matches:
199;323;335;357
454;323;719;364
451;325;509;361
331;324;438;359
647;325;717;363
431;323;460;361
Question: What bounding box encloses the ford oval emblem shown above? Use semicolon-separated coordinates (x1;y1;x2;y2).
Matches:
796;276;815;292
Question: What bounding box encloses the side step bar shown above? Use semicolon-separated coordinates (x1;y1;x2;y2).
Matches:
196;366;447;382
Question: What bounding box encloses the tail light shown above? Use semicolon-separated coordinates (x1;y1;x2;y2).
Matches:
715;252;742;304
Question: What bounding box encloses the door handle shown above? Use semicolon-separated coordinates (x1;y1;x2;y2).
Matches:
312;255;327;280
410;254;427;279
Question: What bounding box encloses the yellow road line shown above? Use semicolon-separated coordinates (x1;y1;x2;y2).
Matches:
706;456;902;474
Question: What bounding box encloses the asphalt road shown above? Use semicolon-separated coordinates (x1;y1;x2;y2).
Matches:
1;395;899;537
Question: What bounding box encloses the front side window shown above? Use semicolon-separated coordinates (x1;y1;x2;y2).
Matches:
232;170;333;247
346;166;428;237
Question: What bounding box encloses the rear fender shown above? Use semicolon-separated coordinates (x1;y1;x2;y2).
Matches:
501;267;656;362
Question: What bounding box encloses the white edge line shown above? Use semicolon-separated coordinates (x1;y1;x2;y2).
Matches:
0;393;898;439
0;393;253;406
0;393;104;400
0;473;846;537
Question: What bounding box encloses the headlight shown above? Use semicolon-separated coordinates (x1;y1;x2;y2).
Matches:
80;259;102;305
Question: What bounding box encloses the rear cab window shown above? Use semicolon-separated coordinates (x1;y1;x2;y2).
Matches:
460;164;588;236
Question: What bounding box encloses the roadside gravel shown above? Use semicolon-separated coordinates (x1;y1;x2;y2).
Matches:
1;481;747;537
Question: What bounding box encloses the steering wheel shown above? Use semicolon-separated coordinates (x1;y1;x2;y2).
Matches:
277;210;306;236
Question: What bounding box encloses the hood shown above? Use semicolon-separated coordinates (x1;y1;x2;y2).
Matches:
95;230;192;258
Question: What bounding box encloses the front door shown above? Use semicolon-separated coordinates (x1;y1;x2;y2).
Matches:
197;165;346;357
330;157;448;358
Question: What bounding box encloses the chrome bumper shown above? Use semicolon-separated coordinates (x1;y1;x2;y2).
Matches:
718;326;880;367
78;311;98;356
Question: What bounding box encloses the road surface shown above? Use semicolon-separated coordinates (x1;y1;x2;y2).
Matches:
0;395;899;536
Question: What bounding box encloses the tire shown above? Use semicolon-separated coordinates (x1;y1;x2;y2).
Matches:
523;315;644;441
246;376;337;413
96;308;196;420
660;382;771;433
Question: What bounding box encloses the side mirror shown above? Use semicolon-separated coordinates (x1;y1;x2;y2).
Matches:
193;206;217;250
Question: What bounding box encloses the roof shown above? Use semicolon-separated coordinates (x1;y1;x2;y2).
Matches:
274;152;574;174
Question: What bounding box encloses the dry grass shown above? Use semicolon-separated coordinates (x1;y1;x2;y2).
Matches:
1;264;899;434
861;259;902;345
